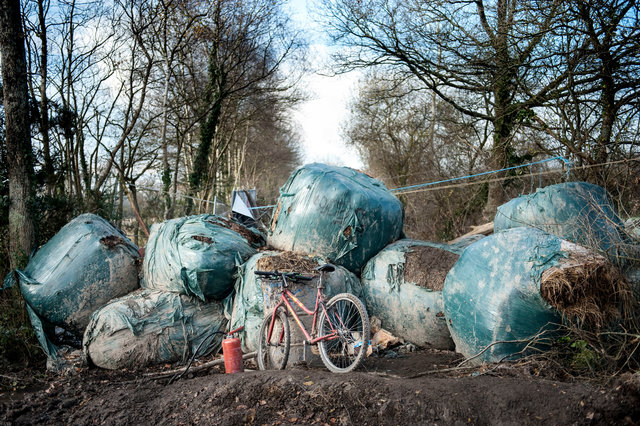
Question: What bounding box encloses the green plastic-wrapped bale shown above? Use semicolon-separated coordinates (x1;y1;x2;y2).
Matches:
626;218;640;242
227;251;362;354
268;163;403;274
83;289;227;370
443;227;630;364
8;213;140;335
361;239;461;350
494;182;631;265
143;215;263;301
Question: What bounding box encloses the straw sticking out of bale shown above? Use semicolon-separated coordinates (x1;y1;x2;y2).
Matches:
255;251;318;275
540;242;634;328
208;217;264;247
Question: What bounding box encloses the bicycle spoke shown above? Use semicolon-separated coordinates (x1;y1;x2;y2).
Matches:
319;295;369;372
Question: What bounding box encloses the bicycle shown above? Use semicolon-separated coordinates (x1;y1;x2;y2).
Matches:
254;264;370;373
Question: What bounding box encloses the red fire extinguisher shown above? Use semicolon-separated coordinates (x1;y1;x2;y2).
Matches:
222;326;244;374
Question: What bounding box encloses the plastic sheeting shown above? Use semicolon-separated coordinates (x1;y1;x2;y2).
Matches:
268;163;404;274
626;218;640;242
494;182;630;264
443;228;569;363
83;289;227;370
226;251;363;353
3;213;140;337
142;215;261;301
361;240;459;350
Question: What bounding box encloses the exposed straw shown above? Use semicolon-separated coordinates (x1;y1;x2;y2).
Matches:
540;249;634;328
255;251;318;275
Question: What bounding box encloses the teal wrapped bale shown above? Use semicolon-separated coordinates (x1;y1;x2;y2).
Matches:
626;218;640;242
361;240;459;350
83;289;227;370
268;163;403;273
8;213;140;335
443;227;630;364
227;251;362;353
143;215;262;301
494;182;630;264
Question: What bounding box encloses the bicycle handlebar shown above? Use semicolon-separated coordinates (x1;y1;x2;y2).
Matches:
254;270;313;281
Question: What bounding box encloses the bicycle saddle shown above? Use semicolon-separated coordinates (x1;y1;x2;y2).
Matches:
314;264;335;272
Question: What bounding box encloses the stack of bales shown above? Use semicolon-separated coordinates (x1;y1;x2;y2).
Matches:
228;163;405;364
443;182;636;363
494;182;633;266
14;167;634;370
84;214;263;369
495;181;639;295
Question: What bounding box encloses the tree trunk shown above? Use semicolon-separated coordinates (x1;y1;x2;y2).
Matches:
593;51;616;186
161;67;172;220
0;0;36;269
37;0;55;195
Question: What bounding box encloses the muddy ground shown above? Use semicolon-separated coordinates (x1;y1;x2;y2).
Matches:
2;348;639;425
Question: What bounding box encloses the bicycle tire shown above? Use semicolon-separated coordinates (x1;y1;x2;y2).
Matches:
257;308;290;370
317;293;370;373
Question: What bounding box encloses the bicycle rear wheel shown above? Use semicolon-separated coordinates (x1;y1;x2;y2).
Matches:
257;309;290;370
317;293;370;373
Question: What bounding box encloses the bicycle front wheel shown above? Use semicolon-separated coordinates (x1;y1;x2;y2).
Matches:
317;293;370;373
257;308;290;370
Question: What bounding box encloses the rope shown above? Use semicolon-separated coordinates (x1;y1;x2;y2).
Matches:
389;156;571;194
393;156;640;195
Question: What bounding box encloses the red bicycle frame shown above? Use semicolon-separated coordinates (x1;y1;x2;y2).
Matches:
266;284;340;346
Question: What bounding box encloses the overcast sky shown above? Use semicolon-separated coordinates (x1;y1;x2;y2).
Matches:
287;0;364;169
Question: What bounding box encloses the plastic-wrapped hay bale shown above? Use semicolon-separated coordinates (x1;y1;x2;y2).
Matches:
443;227;631;364
361;240;459;350
227;251;362;353
83;289;227;370
268;163;403;273
6;213;140;335
143;214;262;301
494;182;630;264
626;218;640;242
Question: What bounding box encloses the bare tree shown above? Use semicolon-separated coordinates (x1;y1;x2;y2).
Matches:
345;72;491;239
23;0;56;194
320;0;584;217
187;0;303;211
147;0;207;219
534;1;640;196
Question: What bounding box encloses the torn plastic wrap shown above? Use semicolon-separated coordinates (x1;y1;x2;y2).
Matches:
3;213;140;344
226;251;363;353
361;240;459;350
494;182;632;265
83;289;227;370
142;215;262;301
267;163;404;274
443;227;629;364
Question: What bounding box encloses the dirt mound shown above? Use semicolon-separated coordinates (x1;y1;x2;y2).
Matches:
2;350;639;425
404;246;459;291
